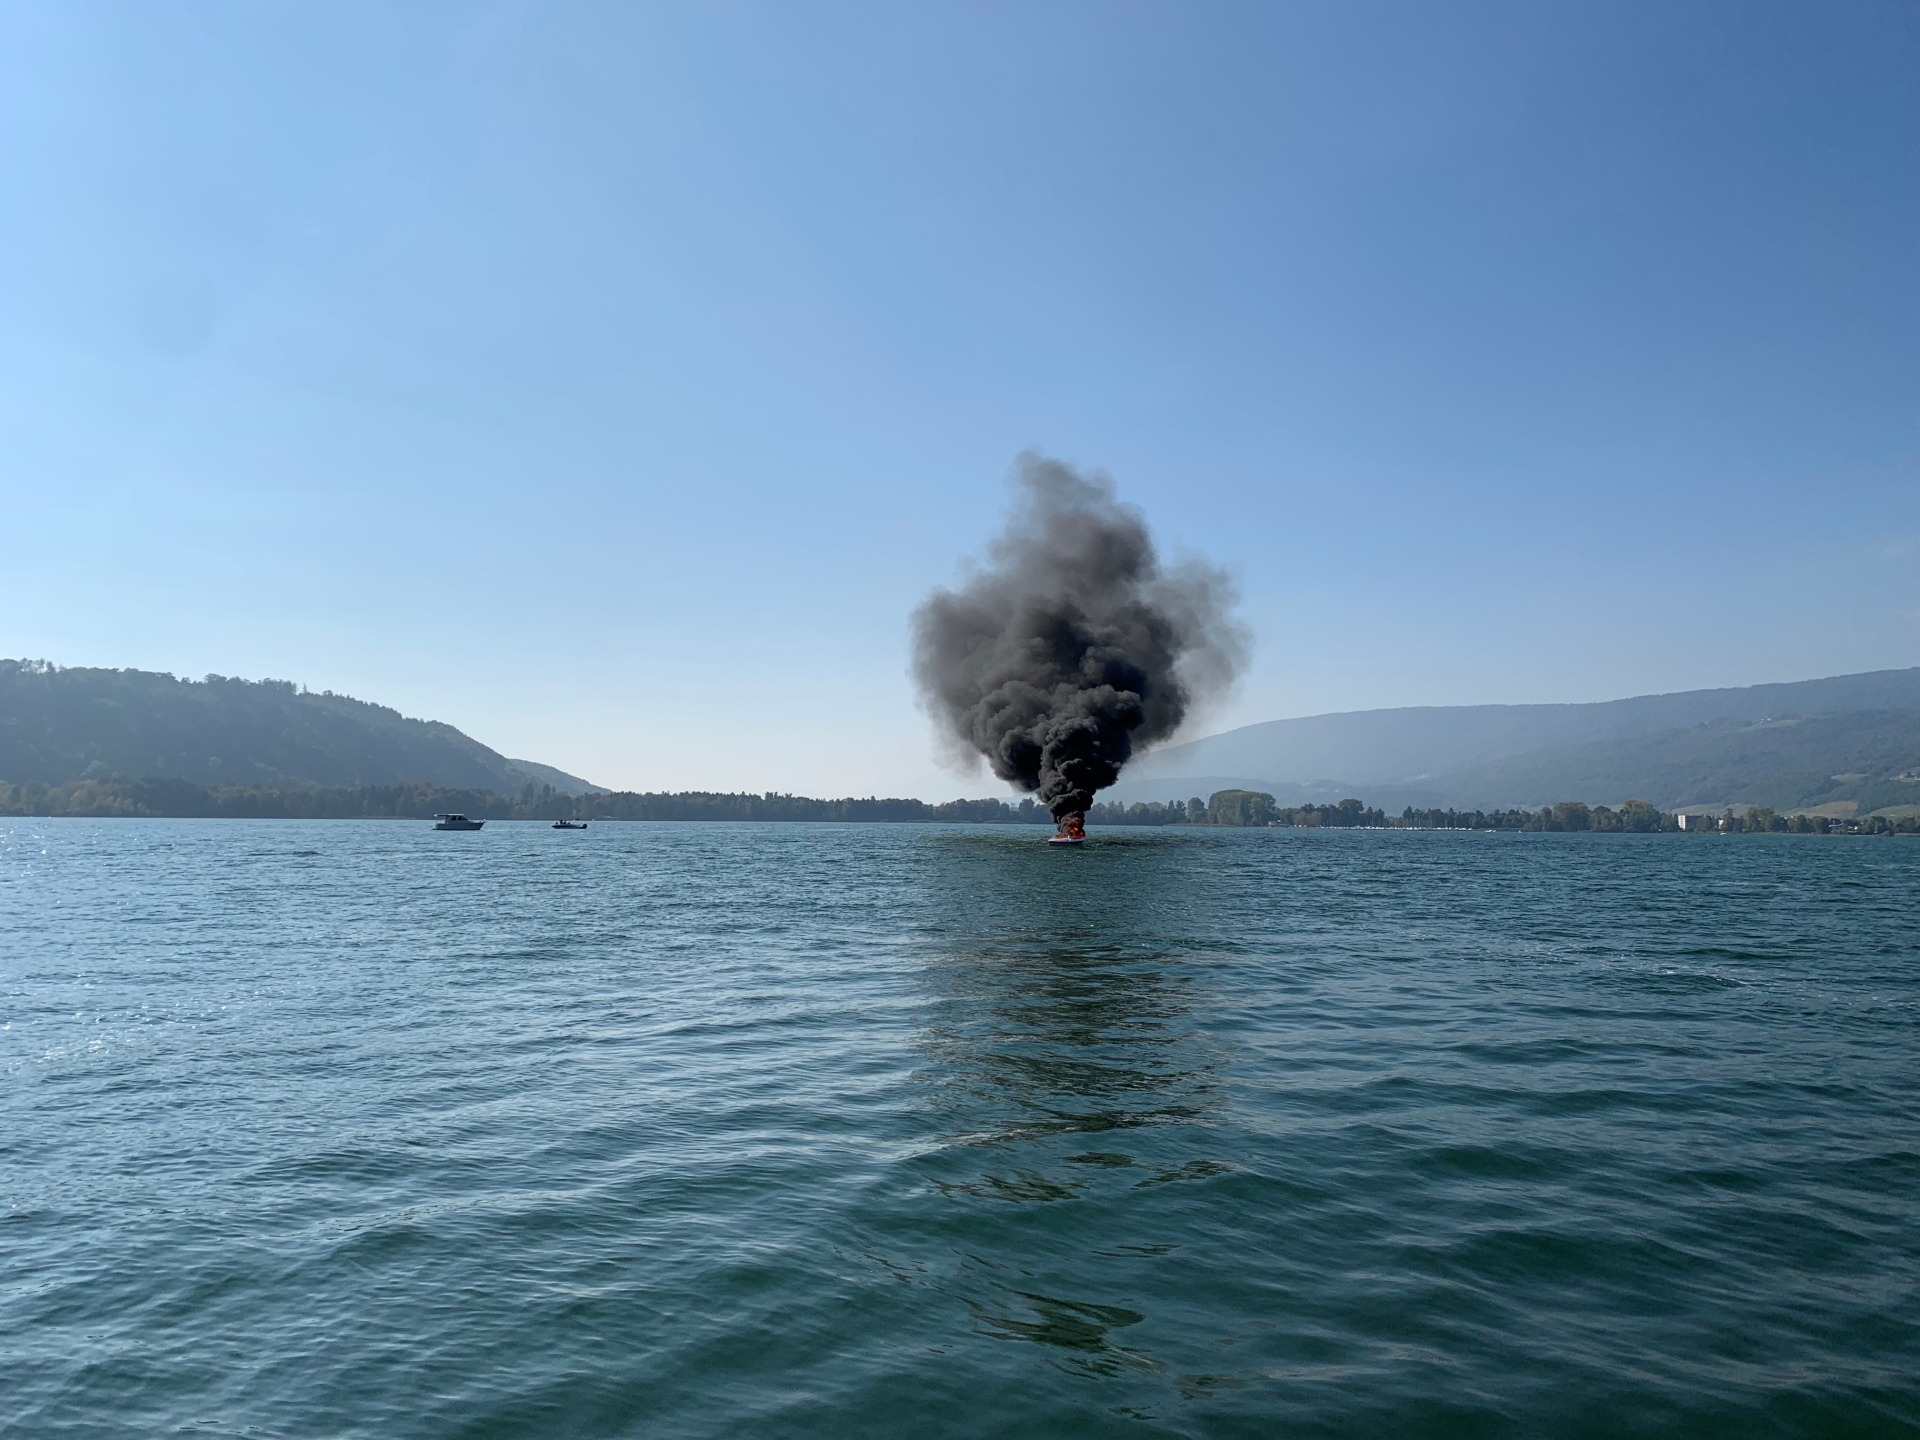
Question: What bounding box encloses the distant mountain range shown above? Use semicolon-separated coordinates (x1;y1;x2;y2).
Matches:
1115;669;1920;815
9;659;1917;818
0;661;604;795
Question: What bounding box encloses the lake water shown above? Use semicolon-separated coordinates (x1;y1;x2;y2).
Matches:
3;820;1916;1437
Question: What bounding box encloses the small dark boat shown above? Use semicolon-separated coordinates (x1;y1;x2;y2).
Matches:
433;813;484;831
552;820;587;830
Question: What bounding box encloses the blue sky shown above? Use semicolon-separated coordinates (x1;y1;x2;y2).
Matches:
2;1;1914;796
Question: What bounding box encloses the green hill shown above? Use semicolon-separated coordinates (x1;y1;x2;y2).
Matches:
0;661;602;794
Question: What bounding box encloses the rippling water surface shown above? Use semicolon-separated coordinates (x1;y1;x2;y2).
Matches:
3;820;1916;1437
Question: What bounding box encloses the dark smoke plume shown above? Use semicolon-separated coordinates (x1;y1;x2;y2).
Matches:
912;453;1248;820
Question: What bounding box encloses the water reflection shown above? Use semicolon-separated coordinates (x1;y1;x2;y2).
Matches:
905;828;1228;1162
894;829;1235;1373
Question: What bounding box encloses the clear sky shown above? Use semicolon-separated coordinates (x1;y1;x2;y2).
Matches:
3;2;1915;797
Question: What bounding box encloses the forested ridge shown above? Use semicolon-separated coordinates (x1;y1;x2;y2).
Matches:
0;660;599;794
7;660;1915;828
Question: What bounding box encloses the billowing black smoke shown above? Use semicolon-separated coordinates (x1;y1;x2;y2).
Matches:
911;453;1247;820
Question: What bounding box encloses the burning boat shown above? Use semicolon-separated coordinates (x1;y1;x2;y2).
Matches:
911;456;1246;861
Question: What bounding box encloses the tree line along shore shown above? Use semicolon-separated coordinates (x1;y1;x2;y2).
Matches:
2;778;1914;835
1090;794;1916;833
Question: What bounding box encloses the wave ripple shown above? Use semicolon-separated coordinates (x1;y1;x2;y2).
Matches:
2;821;1916;1437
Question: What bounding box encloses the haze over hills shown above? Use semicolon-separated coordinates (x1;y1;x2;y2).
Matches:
1115;669;1920;814
1401;710;1920;815
7;659;1917;818
0;661;604;795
